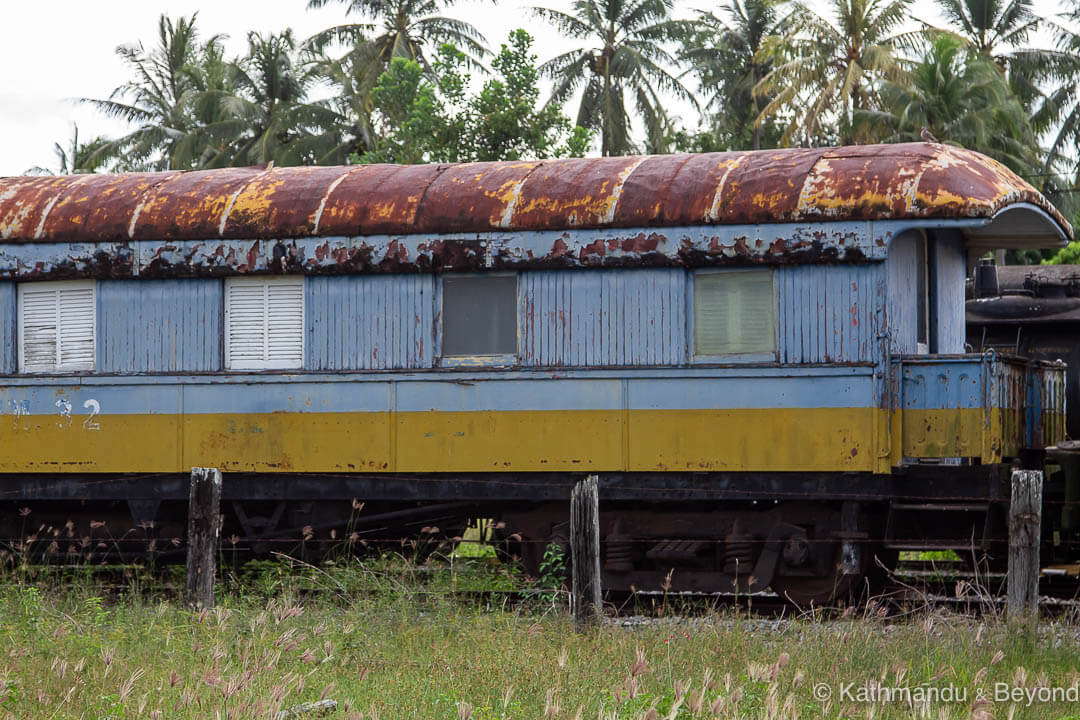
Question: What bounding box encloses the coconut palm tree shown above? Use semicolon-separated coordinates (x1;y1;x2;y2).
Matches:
306;0;488;69
532;0;696;156
755;0;911;146
81;14;225;170
195;30;347;167
928;0;1069;123
680;0;787;150
304;0;488;113
303;0;488;162
1026;3;1080;189
24;126;116;175
855;33;1038;173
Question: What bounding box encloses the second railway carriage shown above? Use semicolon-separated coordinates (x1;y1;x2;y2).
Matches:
0;142;1070;602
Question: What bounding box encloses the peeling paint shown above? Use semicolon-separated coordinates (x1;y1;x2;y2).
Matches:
0;222;886;281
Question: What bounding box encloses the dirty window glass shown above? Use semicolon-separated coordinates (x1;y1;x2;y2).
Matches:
694;270;775;356
442;276;517;356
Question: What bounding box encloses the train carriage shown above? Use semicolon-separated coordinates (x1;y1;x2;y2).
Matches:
0;142;1070;602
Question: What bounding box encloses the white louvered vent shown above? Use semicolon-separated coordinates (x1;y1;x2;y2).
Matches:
694;270;775;356
226;277;305;370
18;281;96;373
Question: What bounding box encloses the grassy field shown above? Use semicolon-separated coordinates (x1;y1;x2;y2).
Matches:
1;557;1080;720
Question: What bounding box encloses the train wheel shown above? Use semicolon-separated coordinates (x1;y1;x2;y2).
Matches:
771;572;854;607
771;544;896;607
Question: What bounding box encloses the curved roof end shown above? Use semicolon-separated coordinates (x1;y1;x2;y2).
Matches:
965;202;1072;251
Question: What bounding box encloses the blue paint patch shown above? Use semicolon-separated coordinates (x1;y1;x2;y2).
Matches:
777;264;884;363
98;279;223;373
1;367;877;416
629;373;874;410
520;269;687;367
307;274;434;370
0;282;14;374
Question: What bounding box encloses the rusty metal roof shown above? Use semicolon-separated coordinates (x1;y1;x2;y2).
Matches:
0;142;1070;243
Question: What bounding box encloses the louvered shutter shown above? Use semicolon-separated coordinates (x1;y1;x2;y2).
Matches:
18;281;95;372
226;277;304;369
58;285;95;367
694;271;775;356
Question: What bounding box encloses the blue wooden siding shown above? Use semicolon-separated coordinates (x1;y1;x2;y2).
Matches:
519;269;688;367
98;279;223;373
0;282;14;373
931;230;966;354
306;274;434;370
776;264;884;364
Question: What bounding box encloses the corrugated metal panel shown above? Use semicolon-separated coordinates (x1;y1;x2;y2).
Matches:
306;274;434;370
886;231;921;354
98;279;222;373
520;269;687;367
0;282;14;373
777;263;884;363
931;230;966;353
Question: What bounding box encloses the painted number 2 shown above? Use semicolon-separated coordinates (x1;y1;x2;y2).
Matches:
82;399;101;430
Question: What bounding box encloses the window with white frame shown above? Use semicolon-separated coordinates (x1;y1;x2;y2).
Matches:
18;280;96;373
225;277;305;370
693;270;775;357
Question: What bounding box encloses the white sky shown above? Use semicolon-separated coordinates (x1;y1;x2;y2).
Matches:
0;0;1047;176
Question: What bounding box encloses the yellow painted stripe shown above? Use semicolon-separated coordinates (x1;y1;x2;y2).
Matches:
3;408;877;473
2;406;1054;474
627;408;874;472
897;408;991;463
3;414;181;473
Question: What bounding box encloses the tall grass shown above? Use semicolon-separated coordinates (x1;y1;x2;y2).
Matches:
2;554;1080;719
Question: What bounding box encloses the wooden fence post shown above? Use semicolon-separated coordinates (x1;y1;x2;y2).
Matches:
571;474;602;630
1008;469;1042;622
186;467;222;609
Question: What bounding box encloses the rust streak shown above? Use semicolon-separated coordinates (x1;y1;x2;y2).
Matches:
0;143;1070;244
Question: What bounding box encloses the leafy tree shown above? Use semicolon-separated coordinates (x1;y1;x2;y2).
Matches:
359;53;460;163
929;0;1065;112
306;0;488;70
186;30;351;167
855;33;1037;174
468;30;590;161
1036;4;1080;193
756;0;911;145
304;48;380;162
1045;239;1080;265
215;30;322;165
305;0;487;140
358;31;589;164
532;0;695;156
680;0;787;150
81;14;225;170
24;126;116;175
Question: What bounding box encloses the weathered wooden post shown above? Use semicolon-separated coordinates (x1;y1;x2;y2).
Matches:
186;467;222;609
570;474;602;630
1007;469;1043;622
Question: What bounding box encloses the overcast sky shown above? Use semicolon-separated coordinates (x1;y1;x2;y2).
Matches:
0;0;1033;176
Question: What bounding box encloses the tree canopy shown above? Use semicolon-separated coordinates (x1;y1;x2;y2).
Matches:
40;0;1080;245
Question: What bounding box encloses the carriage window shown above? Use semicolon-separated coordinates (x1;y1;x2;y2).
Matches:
693;270;775;356
225;277;305;370
18;280;96;373
442;275;517;357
